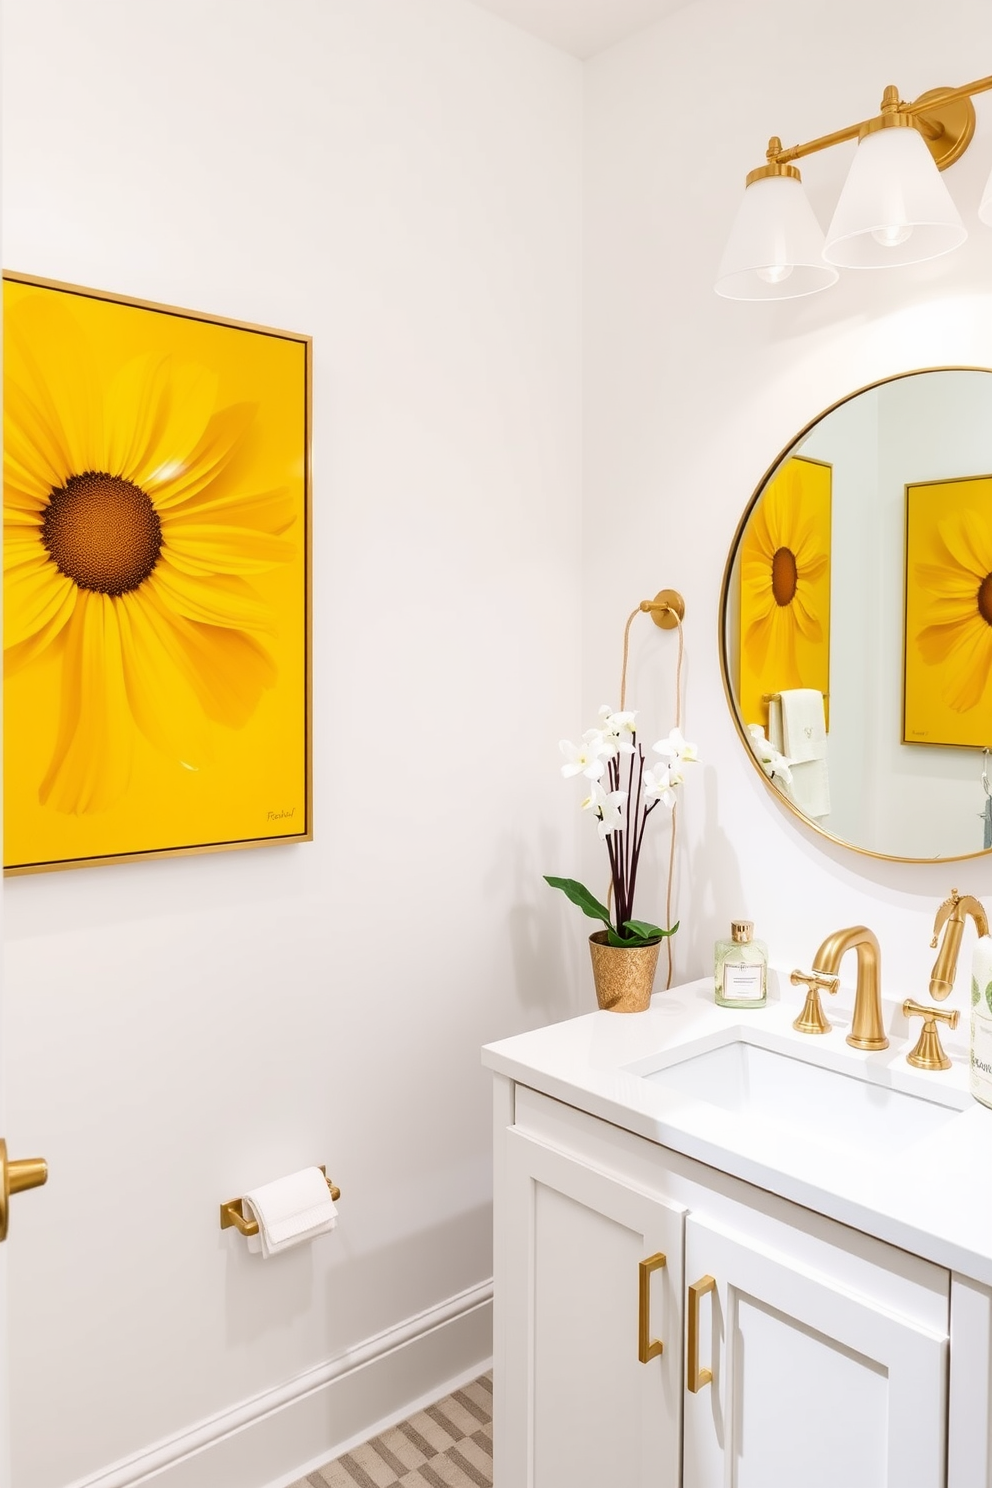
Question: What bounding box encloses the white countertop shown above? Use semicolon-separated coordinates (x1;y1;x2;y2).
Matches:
483;970;992;1286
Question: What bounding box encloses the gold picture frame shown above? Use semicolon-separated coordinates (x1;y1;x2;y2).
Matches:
737;455;832;730
904;472;992;749
3;272;312;874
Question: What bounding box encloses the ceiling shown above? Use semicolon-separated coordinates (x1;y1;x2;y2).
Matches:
468;0;692;59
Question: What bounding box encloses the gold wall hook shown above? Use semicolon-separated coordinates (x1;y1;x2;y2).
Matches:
642;589;685;630
220;1167;341;1237
0;1137;48;1244
903;1000;959;1071
790;968;839;1034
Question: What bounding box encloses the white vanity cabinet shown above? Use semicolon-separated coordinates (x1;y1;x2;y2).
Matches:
502;1124;685;1488
493;1077;964;1488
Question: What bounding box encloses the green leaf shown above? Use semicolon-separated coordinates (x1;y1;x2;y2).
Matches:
544;876;613;927
623;919;679;942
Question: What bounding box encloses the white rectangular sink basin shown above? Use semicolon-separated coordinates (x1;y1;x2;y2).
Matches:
635;1034;970;1159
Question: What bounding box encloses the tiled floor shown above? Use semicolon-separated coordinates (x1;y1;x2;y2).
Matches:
290;1372;493;1488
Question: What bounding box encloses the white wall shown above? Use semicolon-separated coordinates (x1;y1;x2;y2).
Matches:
583;0;992;994
1;3;583;1485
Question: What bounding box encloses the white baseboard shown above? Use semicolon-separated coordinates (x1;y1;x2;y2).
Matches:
67;1281;494;1488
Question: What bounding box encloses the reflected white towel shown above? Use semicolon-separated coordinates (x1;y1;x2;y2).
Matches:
243;1167;338;1259
779;689;826;763
788;758;830;819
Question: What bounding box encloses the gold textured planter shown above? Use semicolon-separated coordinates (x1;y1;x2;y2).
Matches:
589;930;660;1013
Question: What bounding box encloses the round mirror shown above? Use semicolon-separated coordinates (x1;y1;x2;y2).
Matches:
721;367;992;862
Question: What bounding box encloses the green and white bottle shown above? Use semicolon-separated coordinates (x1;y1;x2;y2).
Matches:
715;920;768;1009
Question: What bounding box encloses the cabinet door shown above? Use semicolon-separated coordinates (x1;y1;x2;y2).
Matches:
501;1128;685;1488
683;1213;948;1488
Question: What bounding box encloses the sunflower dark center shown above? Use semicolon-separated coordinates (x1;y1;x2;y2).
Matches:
979;573;992;627
771;546;798;607
42;472;162;596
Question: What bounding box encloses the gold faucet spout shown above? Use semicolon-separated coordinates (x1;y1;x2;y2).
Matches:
812;925;887;1051
929;889;989;1001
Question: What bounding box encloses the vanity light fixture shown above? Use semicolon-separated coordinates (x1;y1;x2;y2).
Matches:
716;75;992;300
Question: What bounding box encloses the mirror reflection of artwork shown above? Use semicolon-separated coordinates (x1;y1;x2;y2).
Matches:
721;369;992;863
738;456;831;731
905;475;992;749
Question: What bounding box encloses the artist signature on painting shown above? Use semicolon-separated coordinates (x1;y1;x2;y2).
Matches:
267;807;297;821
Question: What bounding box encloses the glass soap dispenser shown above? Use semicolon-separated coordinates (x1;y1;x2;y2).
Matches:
715;919;768;1008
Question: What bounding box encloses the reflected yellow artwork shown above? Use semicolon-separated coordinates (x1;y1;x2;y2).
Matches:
3;276;310;872
737;456;831;729
905;475;992;748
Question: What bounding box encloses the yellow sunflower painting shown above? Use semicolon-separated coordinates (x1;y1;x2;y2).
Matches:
3;275;310;873
738;456;831;728
905;475;992;749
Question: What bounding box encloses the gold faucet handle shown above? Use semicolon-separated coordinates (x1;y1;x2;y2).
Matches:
790;968;839;1035
902;999;960;1071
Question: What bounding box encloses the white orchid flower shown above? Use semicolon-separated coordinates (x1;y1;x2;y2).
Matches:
581;780;628;838
643;764;677;809
652;726;699;785
746;725;794;786
560;734;606;780
597;704;637;755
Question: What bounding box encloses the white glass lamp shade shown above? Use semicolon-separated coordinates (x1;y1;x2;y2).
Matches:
824;125;966;267
980;161;992;226
715;174;839;301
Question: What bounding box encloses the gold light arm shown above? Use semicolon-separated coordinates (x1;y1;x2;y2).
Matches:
751;73;992;179
687;1274;716;1393
638;1251;667;1363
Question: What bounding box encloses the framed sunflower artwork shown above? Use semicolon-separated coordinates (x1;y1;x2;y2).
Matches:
737;455;832;729
3;273;311;874
904;473;992;749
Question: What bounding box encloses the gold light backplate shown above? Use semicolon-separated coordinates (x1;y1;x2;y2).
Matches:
912;88;977;170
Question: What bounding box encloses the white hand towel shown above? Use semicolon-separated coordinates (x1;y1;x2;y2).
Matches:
242;1167;338;1258
788;758;831;820
779;689;827;764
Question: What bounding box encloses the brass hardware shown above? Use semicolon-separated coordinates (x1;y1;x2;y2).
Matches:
903;1000;960;1071
762;690;829;705
0;1137;48;1244
220;1167;341;1237
929;889;989;1000
642;589;685;631
790;968;840;1035
687;1274;715;1393
808;925;887;1051
749;74;990;184
638;1251;667;1363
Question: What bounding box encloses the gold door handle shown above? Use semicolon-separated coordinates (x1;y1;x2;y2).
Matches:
687;1274;716;1392
638;1251;667;1363
0;1137;48;1243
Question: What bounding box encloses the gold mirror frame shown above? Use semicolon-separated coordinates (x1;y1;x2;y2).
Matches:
719;365;992;866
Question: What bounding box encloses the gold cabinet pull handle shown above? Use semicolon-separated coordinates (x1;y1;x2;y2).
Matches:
638;1251;667;1362
687;1274;716;1392
0;1137;48;1244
